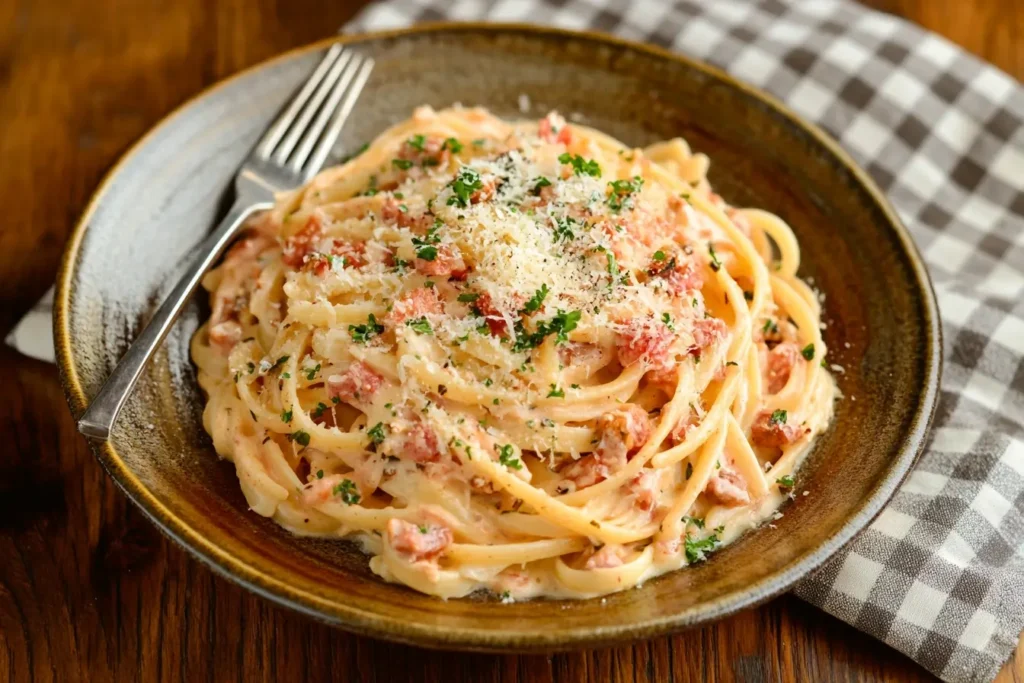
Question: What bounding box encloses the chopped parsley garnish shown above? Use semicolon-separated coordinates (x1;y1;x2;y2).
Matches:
484;378;493;387
447;166;483;208
392;258;410;272
606;176;644;212
662;312;675;331
272;355;290;369
552;216;578;242
367;422;387;445
287;430;311;447
801;343;815;360
407;134;426;151
281;409;293;423
392;158;414;170
606;252;619;284
333;478;360;505
349;313;384;344
247;362;256;374
311;402;328;419
458;292;480;303
304;363;321;381
708;243;722;272
443;137;463;153
406;317;433;335
770;409;788;425
684;530;722;564
532;176;552;193
653;250;666;261
316;469;324;479
777;475;795;488
472;138;486;147
512;309;582;352
547;384;565;398
281;372;291;379
498;444;522;470
522;284;549;314
743;290;754;301
411;222;442;261
557;152;601;177
762;319;779;335
681;515;705;529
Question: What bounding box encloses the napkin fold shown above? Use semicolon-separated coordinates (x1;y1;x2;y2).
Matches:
12;1;1023;680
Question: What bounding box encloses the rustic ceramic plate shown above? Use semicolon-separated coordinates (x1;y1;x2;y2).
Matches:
55;24;941;652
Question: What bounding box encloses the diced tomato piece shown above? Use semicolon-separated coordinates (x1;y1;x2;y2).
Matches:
282;214;324;268
327;362;384;404
415;244;468;279
616;317;674;369
208;320;242;354
750;410;808;448
387;287;443;326
585;544;626;570
765;342;800;394
705;466;750;506
386;518;453;562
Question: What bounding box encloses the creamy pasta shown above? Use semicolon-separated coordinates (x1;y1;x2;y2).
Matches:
192;106;836;600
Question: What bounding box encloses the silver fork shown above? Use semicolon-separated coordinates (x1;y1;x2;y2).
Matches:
78;45;374;441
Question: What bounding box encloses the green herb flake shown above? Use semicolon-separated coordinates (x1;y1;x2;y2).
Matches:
770;409;788;425
304;363;321;381
498;444;522;470
316;469;324;479
458;292;480;303
392;158;414;170
606;176;644;212
522;284;549;314
333;479;361;505
547;384;565;398
406;317;433;335
777;475;795;489
288;430;311;447
368;422;387;445
281;409;293;423
349;313;385;344
311;402;328;419
653;250;666;261
708;243;722;272
557;152;601;177
801;343;815;361
446;166;484;208
443;137;463;153
684;531;722;564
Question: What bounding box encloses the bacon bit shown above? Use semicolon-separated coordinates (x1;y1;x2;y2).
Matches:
282;214;324;268
669;409;702;445
415;243;468;279
646;364;679;392
538;112;572;144
662;260;705;296
473;291;511;337
765;342;800;394
387;287;443;326
690;318;727;355
617;317;674;369
303;243;364;277
585;544;627;570
327;362;384;404
393;420;442;464
470;178;497;204
751;410;808;448
301;473;346;505
381;198;435;231
536;183;557;206
398;135;451;167
208;321;242;354
705;466;750;507
560;454;609;490
629;470;660;511
386;518;453;562
597;404;652;466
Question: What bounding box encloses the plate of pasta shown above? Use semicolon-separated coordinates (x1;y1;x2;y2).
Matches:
57;25;940;649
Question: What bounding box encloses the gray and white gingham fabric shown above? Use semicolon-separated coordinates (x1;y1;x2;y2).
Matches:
8;1;1022;680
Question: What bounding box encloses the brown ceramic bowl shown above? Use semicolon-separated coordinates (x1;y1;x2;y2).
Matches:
55;24;941;651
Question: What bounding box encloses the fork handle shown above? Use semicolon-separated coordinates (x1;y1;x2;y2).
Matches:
78;198;274;441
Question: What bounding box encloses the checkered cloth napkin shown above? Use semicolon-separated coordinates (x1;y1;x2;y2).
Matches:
10;0;1023;680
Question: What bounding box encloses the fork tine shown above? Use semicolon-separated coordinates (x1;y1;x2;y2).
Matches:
255;44;343;159
288;54;372;174
271;49;353;166
302;57;375;177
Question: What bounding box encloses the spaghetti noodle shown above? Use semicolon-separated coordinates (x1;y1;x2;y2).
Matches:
192;106;836;599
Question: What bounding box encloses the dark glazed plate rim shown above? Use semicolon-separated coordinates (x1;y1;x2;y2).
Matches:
54;23;942;651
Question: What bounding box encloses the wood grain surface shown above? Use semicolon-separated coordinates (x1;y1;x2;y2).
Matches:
0;1;1020;681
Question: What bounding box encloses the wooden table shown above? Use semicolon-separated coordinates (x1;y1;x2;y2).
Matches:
0;1;1020;681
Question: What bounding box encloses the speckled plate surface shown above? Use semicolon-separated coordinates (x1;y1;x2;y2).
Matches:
55;24;941;652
